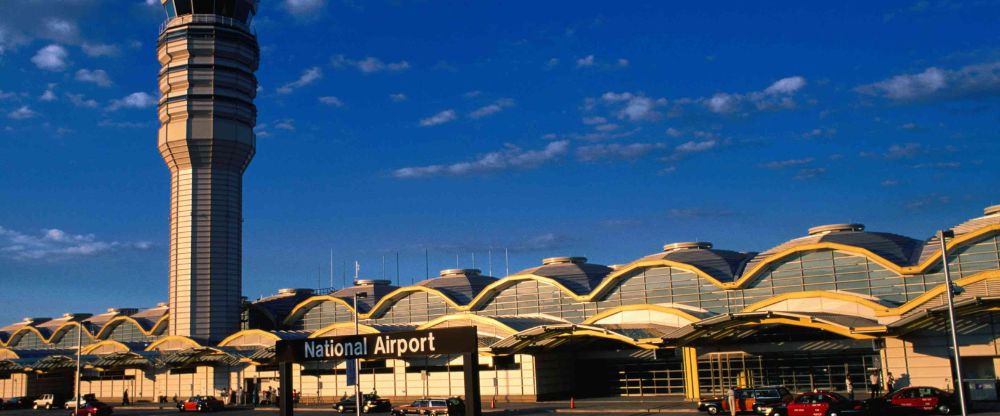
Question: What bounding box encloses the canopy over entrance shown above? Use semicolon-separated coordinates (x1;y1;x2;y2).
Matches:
665;311;886;344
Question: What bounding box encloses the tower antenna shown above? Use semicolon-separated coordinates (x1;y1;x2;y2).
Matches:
489;247;493;276
505;247;510;277
329;249;334;289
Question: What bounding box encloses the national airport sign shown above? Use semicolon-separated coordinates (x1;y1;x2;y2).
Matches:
276;326;479;362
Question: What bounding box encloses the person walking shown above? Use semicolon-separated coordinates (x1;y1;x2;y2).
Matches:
727;387;738;416
886;372;895;395
869;371;880;399
122;388;130;406
846;376;854;400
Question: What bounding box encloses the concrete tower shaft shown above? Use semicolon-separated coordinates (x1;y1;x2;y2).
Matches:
157;0;259;343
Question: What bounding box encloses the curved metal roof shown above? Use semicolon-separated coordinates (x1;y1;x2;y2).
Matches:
329;280;400;312
251;289;316;325
639;243;755;283
744;225;924;273
415;269;498;304
514;257;613;295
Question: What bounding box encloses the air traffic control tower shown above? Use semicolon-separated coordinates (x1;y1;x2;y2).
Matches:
157;0;259;342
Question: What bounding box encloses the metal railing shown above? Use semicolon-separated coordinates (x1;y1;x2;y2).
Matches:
158;14;256;36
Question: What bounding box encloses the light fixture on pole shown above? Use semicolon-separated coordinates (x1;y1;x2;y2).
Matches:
938;229;967;416
353;290;368;416
75;322;82;410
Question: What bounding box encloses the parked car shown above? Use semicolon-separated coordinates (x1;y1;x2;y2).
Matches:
391;398;464;415
785;391;865;416
868;387;958;415
334;393;392;413
34;393;63;409
1;396;32;410
69;400;113;416
760;402;787;416
177;396;225;412
64;394;98;409
698;387;794;415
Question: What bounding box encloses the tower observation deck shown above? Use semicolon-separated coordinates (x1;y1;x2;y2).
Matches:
157;0;259;342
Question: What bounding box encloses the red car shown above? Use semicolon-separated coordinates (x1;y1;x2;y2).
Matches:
69;401;113;416
871;387;958;415
177;396;225;412
786;392;865;416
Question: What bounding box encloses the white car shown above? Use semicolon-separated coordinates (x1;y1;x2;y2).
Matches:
33;394;59;409
64;394;96;409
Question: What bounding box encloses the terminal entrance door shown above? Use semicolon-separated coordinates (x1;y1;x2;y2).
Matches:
698;350;879;394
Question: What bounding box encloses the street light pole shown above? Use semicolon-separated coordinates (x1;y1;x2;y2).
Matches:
353;291;368;416
938;230;967;416
75;322;82;409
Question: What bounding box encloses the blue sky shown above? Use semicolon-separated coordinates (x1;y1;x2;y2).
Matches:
0;0;998;324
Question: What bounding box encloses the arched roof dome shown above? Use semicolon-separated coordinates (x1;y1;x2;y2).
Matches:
330;280;400;312
639;242;755;283
414;269;498;304
915;204;1000;264
251;288;315;325
744;223;924;272
514;257;613;295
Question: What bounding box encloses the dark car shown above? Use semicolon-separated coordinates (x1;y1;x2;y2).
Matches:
334;393;392;414
177;396;225;412
784;392;866;416
69;400;114;416
867;387;958;415
698;387;794;415
1;396;31;410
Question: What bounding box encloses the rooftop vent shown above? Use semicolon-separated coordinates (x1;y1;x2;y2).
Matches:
439;268;481;277
985;205;1000;216
156;302;168;308
808;223;865;235
663;242;713;252
541;256;587;265
354;279;392;286
106;308;120;313
277;288;314;295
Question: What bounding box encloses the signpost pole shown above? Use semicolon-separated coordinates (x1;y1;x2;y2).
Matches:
278;361;293;416
463;351;482;416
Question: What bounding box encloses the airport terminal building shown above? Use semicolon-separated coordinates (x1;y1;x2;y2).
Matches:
2;206;1000;404
3;0;1000;407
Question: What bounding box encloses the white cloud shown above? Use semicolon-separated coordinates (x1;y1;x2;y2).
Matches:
576;55;595;67
576;142;667;162
81;43;119;57
283;0;326;17
43;18;78;42
544;58;559;69
617;58;629;67
0;225;152;261
801;127;837;139
794;167;827;180
39;84;56;102
856;61;1000;102
703;76;807;114
883;143;923;159
674;139;717;154
393;140;570;178
107;92;156;111
598;92;667;121
582;116;607;125
318;96;344;107
75;68;112;87
469;98;515;119
7;106;37;120
332;55;410;73
764;76;807;94
463;90;482;99
275;119;295;131
389;93;407;102
759;157;814;169
419;109;457;127
66;92;98;108
31;44;69;71
277;66;322;94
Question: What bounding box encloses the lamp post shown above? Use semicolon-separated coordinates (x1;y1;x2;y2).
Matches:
75;322;82;410
938;229;967;416
353;290;368;416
